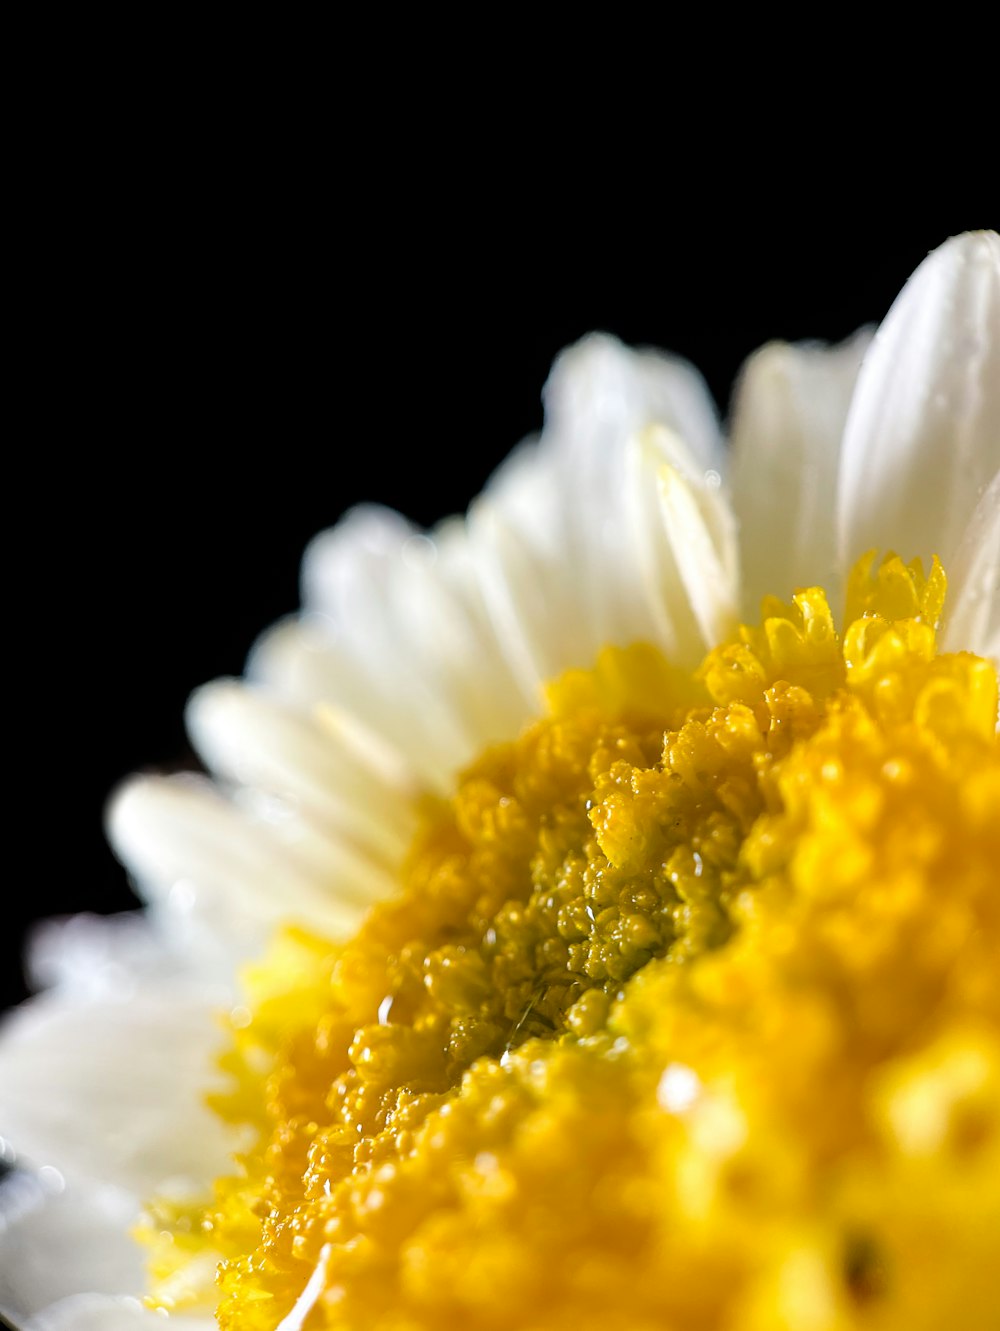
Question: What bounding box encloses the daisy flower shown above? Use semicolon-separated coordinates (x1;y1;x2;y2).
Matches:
1;231;998;1331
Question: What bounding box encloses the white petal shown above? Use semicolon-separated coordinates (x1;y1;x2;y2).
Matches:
470;335;730;682
249;618;457;863
187;681;416;868
543;335;725;655
544;332;722;475
638;432;740;653
25;911;187;1001
286;504;533;786
730;330;872;611
392;514;536;741
25;1296;214;1330
467;441;590;690
300;508;472;785
0;1178;143;1320
941;468;1000;663
838;231;1000;572
107;775;373;944
248;617;426;790
0;982;232;1197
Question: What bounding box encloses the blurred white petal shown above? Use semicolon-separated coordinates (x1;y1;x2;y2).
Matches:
300;504;531;787
107;774;373;943
0;1179;143;1321
187;681;417;868
0;983;232;1196
25;911;186;1000
247;618;426;793
467;441;586;691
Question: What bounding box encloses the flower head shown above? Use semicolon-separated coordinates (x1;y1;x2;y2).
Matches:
1;232;998;1331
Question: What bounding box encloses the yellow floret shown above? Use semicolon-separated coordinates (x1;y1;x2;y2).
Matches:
143;554;1000;1330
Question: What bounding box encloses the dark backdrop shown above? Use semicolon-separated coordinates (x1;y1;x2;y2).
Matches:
3;209;969;1014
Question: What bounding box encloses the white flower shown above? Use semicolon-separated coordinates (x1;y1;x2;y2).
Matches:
1;231;997;1330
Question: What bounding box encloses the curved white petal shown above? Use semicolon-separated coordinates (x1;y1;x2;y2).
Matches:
941;468;1000;664
838;231;1000;572
107;775;375;945
248;616;426;785
730;329;872;612
392;514;537;741
187;681;417;869
296;503;532;782
544;332;722;475
626;428;739;656
0;1178;144;1321
301;508;474;785
467;441;591;690
0;981;232;1197
544;335;726;656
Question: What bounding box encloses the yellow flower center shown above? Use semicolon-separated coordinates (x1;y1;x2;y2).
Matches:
144;555;1000;1331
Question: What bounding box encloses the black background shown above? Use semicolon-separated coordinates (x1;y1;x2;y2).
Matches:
4;156;978;1014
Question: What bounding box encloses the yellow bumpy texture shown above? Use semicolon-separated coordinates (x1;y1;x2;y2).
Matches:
143;555;1000;1330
